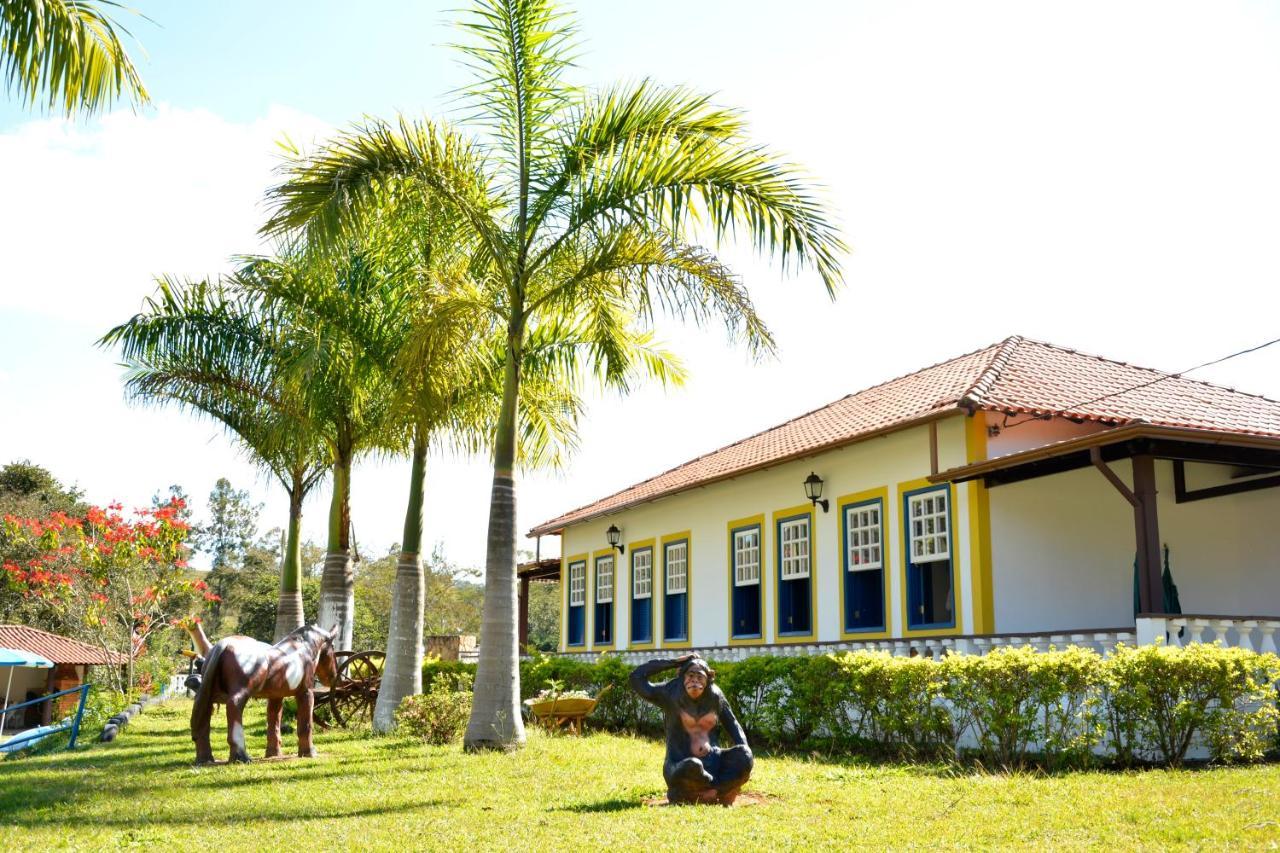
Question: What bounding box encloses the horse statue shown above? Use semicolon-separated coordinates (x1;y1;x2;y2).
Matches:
190;624;339;765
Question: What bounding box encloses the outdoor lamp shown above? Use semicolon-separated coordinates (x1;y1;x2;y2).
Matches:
804;472;830;513
606;524;625;554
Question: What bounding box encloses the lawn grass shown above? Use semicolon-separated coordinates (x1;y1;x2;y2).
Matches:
2;699;1278;850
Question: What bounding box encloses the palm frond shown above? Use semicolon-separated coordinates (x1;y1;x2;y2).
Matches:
263;116;506;274
533;118;846;295
0;0;148;115
453;0;578;207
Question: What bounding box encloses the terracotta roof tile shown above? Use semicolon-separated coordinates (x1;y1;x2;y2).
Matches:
0;625;129;665
529;336;1280;535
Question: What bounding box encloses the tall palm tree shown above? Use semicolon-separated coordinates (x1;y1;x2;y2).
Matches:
264;0;844;750
99;277;329;639
1;0;149;115
370;283;680;732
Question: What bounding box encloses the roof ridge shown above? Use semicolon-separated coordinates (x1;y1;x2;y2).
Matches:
1001;337;1280;408
958;335;1023;409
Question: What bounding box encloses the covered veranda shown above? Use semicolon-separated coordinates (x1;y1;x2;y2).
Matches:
932;422;1280;652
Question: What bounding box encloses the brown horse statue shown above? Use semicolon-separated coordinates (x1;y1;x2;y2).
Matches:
191;624;339;765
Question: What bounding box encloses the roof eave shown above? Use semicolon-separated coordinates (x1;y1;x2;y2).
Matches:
528;408;968;537
931;423;1280;484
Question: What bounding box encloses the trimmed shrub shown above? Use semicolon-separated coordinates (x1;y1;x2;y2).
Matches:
1104;643;1280;766
830;651;954;759
396;671;473;745
417;644;1279;767
941;646;1105;769
420;658;477;691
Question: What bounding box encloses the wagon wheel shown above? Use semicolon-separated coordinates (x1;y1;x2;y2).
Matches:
329;650;385;729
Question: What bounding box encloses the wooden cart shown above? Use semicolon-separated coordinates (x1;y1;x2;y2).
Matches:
317;650;386;728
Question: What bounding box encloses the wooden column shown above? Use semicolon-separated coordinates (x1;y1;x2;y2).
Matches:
1132;455;1163;614
518;574;530;651
1091;448;1163;613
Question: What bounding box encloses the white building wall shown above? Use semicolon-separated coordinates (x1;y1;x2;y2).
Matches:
559;415;978;650
988;459;1280;633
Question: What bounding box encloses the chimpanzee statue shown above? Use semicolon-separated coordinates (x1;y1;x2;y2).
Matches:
629;653;754;805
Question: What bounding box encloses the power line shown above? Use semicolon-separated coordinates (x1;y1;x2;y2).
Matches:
1001;334;1280;431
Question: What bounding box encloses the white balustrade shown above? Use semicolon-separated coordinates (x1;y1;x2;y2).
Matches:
533;617;1279;668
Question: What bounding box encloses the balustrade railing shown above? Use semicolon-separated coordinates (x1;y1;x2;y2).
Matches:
1136;614;1280;653
534;616;1280;665
540;628;1140;665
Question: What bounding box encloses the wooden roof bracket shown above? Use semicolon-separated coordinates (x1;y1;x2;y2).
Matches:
1090;446;1138;506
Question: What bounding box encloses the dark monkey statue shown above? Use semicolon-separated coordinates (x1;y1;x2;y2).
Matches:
629;653;753;804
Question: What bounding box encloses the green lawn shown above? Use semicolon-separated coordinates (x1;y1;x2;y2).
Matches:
2;700;1278;850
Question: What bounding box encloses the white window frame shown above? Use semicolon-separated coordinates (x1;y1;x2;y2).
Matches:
778;516;811;579
733;527;761;587
567;561;586;607
845;502;883;572
908;489;950;564
595;555;614;604
665;540;688;594
632;548;652;599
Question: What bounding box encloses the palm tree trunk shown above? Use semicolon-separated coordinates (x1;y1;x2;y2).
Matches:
274;489;306;641
464;320;526;750
318;454;354;650
373;434;428;733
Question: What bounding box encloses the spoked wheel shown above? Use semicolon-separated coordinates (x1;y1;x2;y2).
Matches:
328;650;385;729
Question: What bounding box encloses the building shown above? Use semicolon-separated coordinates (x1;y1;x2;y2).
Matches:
0;625;128;725
528;336;1280;661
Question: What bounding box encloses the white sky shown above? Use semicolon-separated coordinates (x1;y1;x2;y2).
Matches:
2;1;1280;569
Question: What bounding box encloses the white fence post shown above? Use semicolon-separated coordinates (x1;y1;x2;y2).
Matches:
1134;616;1166;646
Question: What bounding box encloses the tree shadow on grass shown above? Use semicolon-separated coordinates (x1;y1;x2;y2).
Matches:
1;798;449;830
555;797;645;813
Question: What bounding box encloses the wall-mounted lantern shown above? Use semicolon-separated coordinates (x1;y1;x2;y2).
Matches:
606;524;625;554
803;472;830;513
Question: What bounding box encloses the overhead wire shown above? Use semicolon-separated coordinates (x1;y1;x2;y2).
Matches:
999;334;1280;431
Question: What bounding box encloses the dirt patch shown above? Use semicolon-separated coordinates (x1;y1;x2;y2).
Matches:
643;791;774;807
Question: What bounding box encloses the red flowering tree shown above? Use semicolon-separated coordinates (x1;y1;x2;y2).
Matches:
0;498;214;693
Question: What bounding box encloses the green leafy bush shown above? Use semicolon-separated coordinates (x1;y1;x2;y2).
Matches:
1104;643;1280;766
395;671;473;745
830;651;954;758
420;658;477;691
941;645;1105;769
418;644;1279;767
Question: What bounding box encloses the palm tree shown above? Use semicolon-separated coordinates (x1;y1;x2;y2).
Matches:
1;0;149;115
234;247;402;653
99;277;329;640
264;0;844;750
370;281;679;733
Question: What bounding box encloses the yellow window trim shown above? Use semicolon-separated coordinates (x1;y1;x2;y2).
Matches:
726;514;766;646
561;552;589;651
589;548;617;650
965;415;995;634
626;537;657;650
770;503;817;643
835;486;893;641
659;530;693;649
896;477;964;637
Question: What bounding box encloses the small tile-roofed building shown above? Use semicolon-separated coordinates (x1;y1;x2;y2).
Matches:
0;625;128;727
528;337;1280;660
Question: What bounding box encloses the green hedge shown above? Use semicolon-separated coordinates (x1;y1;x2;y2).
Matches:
422;644;1280;768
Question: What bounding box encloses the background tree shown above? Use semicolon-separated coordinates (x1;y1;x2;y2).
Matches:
0;0;149;116
0;459;85;518
266;0;844;750
197;478;261;571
